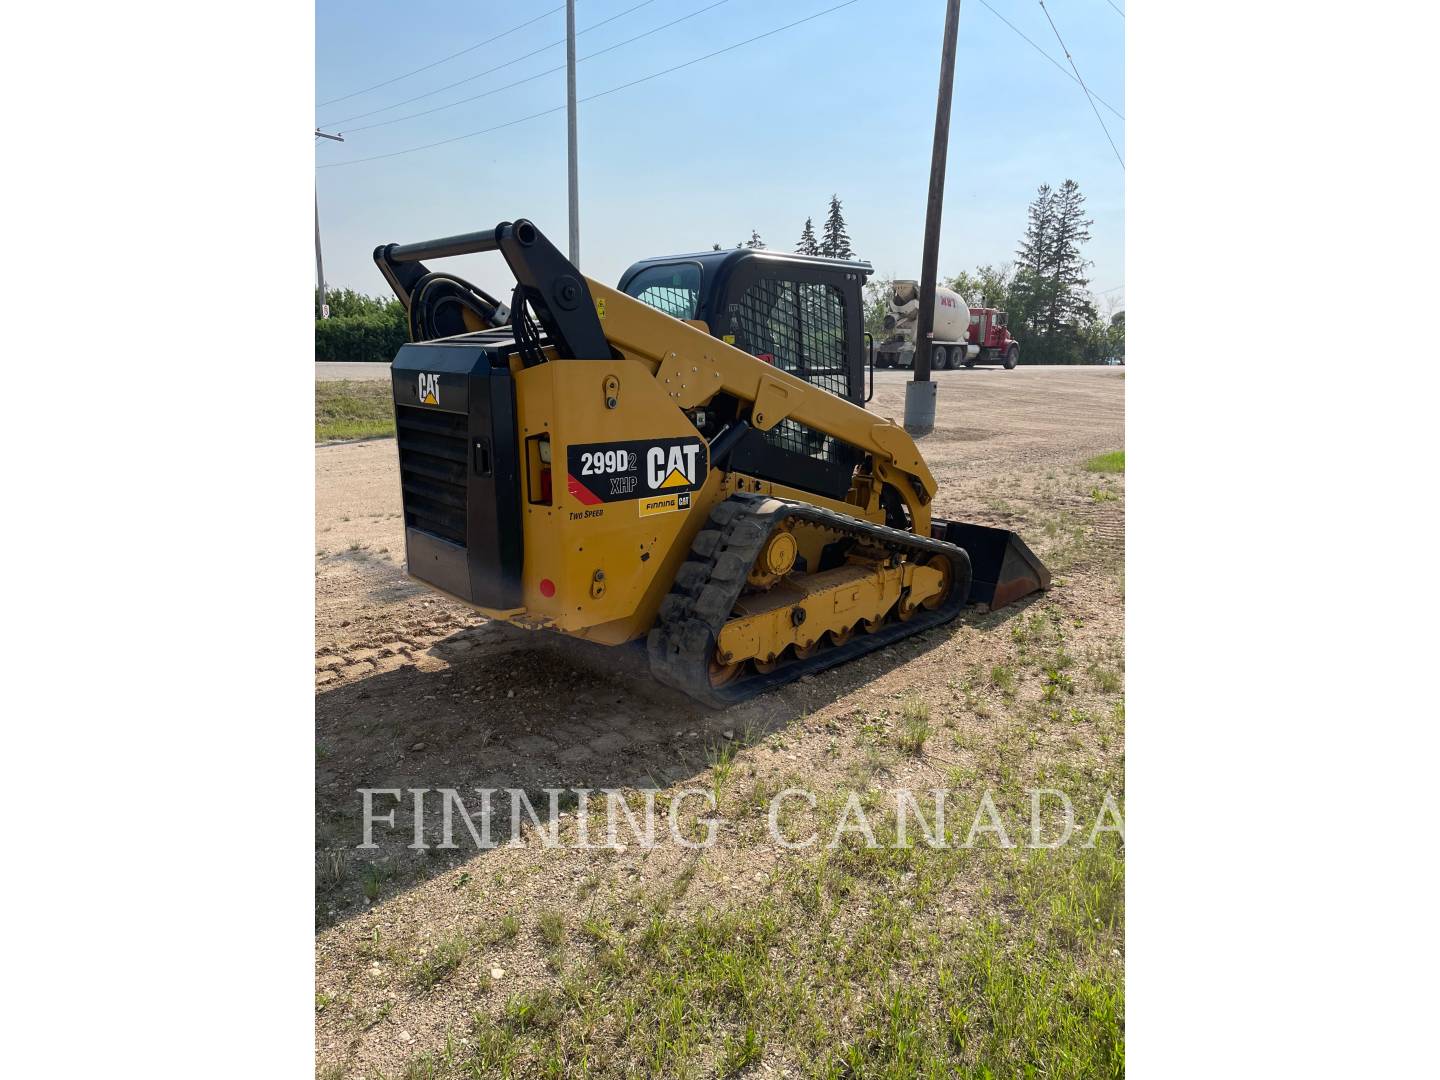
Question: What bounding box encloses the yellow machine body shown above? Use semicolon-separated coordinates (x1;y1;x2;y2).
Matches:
489;281;937;647
377;219;1048;706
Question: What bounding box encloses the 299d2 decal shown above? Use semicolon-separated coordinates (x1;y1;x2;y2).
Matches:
566;437;707;511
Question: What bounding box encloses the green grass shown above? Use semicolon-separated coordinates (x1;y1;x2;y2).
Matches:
491;914;520;945
325;705;1126;1078
360;861;393;902
316;380;394;442
537;909;566;948
896;695;931;756
1082;450;1125;474
411;932;472;992
707;737;739;800
344;709;1126;1076
989;663;1017;695
443;806;1124;1078
1091;666;1122;694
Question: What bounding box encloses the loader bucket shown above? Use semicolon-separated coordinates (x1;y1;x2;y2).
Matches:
933;519;1051;610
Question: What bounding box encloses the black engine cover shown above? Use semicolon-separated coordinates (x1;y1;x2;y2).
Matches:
390;336;523;610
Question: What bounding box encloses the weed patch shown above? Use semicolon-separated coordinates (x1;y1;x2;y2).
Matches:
897;695;931;755
411;932;470;992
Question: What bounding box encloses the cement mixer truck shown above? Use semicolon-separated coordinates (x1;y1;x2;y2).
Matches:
874;280;1020;370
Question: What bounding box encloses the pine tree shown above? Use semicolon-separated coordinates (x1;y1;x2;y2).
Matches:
820;194;853;259
745;229;766;249
1042;179;1092;335
1015;184;1054;281
796;217;819;255
1011;183;1055;335
1011;180;1094;362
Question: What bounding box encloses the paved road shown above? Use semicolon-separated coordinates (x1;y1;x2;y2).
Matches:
319;359;1124;383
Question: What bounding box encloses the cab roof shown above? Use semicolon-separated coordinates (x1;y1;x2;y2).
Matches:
619;247;873;286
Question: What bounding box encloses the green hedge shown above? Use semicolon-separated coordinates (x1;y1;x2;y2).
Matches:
314;312;407;363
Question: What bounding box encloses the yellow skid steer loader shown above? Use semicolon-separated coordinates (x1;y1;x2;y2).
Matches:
374;219;1047;707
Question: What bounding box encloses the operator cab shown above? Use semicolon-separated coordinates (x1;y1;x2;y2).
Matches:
619;248;873;500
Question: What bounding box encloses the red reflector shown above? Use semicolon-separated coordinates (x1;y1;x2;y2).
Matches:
539;466;552;503
539;578;556;598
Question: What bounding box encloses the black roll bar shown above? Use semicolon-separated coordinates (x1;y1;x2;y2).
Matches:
373;220;611;363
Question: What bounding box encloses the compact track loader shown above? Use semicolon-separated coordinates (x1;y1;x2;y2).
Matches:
374;219;1048;708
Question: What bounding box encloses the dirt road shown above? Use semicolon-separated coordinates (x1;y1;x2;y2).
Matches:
315;366;1124;1076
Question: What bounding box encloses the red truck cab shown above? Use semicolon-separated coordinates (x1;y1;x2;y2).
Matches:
966;308;1020;369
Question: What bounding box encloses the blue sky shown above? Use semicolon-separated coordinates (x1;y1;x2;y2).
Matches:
316;0;1124;309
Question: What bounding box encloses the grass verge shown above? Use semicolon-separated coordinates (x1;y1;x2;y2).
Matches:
1082;450;1125;474
317;380;394;442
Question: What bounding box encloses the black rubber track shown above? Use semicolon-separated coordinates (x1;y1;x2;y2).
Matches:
646;494;974;709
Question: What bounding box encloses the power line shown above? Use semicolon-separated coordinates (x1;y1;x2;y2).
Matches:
1104;0;1124;17
976;0;1122;121
319;0;862;170
317;4;567;109
342;0;736;136
320;0;660;129
1037;0;1124;168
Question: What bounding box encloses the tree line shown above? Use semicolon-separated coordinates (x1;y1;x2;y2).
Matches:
722;195;856;259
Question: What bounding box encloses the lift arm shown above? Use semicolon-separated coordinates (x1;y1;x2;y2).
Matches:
586;278;939;532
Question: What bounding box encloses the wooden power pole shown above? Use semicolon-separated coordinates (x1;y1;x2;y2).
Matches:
903;0;963;436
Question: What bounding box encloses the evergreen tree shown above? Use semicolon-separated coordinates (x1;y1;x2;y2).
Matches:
1011;183;1054;335
796;217;819;255
745;229;766;249
1041;179;1093;337
820;194;853;258
1010;180;1094;361
1014;184;1054;278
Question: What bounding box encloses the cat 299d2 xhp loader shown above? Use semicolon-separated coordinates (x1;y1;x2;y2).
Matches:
374;219;1048;708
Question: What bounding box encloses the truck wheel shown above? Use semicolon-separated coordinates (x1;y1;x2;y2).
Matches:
1004;345;1019;370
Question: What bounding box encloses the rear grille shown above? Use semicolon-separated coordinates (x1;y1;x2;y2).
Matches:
396;405;468;546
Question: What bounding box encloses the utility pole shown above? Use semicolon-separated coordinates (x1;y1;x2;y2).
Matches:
903;0;962;437
566;0;580;267
314;129;344;319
